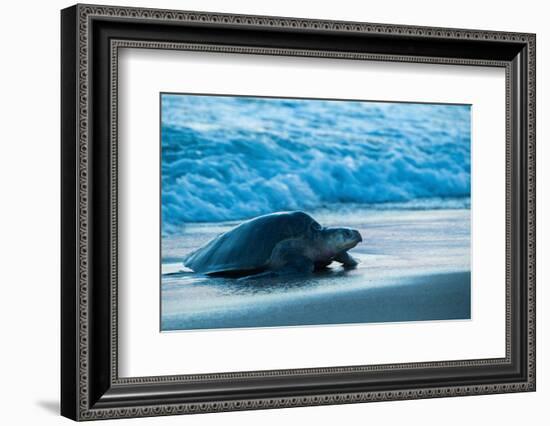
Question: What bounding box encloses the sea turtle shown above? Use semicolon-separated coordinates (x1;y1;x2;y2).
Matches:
183;211;362;277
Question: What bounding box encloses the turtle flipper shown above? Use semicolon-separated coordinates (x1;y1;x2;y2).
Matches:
269;239;315;275
279;255;314;274
237;256;313;281
335;251;359;268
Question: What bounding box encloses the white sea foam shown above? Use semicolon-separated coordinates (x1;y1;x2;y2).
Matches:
161;95;471;231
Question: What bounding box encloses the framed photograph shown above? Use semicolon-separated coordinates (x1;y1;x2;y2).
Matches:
61;4;536;421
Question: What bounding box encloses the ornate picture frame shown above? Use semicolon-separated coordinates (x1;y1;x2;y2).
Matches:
61;4;535;421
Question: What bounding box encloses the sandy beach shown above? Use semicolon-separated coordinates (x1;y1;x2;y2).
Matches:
161;205;471;331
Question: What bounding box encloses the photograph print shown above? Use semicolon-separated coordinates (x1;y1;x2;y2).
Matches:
160;93;471;331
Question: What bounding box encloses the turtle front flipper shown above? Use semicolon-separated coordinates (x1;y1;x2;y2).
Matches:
279;255;315;274
269;239;315;275
334;251;359;268
238;254;313;281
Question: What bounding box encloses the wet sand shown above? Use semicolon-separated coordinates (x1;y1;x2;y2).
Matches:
161;207;471;331
162;271;470;330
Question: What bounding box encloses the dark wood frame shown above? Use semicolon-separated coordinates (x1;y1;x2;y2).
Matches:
61;3;536;421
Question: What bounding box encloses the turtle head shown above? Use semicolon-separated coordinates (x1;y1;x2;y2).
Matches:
321;227;362;253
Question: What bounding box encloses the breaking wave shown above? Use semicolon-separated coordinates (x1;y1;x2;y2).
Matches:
161;94;470;232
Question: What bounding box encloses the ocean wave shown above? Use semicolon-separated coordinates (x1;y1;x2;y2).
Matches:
161;95;470;230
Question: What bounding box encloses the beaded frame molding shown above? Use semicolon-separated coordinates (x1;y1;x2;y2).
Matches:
61;4;536;421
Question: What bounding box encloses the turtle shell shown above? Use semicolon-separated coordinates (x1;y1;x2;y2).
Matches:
183;211;321;274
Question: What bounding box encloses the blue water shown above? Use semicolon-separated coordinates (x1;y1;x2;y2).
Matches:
161;94;470;233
